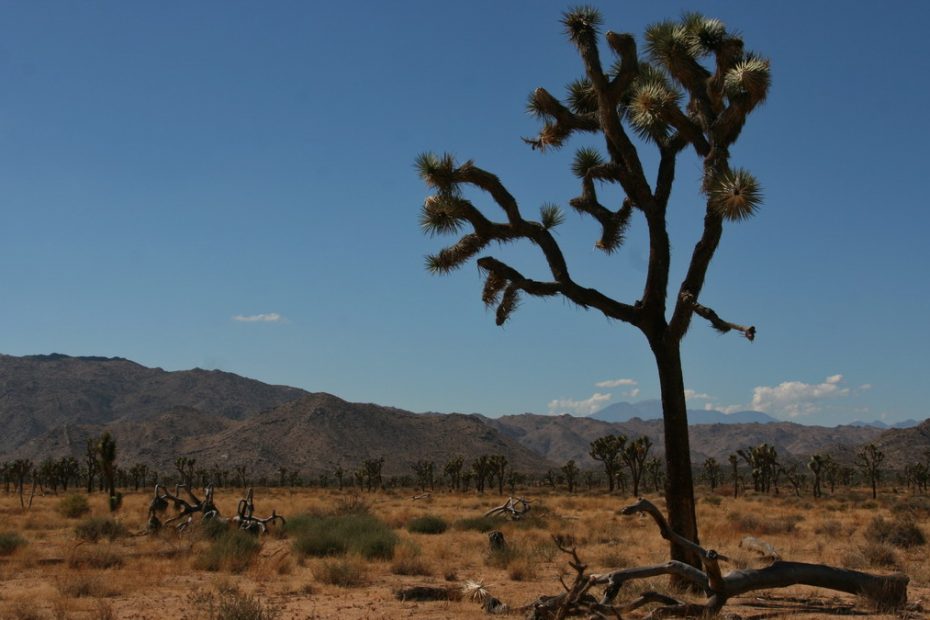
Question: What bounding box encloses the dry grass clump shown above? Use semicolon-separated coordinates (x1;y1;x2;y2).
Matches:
864;515;926;549
390;540;432;576
188;585;281;620
68;546;124;569
813;518;844;538
74;516;127;542
315;555;368;587
454;515;497;532
289;511;397;560
194;529;262;573
57;493;91;519
726;510;803;535
0;530;27;555
407;514;448;534
57;573;119;598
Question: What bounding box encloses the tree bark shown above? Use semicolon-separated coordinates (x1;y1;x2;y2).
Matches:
652;338;702;572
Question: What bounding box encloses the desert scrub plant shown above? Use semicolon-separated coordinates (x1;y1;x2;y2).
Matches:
57;493;91;519
0;531;27;556
407;514;448;534
194;530;262;573
390;541;431;576
315;555;368;587
188;586;280;620
68;546;123;569
74;516;127;542
454;516;497;532
726;511;803;535
864;515;926;549
290;512;397;560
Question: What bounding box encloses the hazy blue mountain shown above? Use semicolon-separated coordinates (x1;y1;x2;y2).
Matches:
589;400;777;425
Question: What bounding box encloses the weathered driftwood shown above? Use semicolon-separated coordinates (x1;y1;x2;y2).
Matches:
739;535;780;562
591;498;908;616
146;485;284;534
484;496;531;520
233;487;286;534
461;498;909;618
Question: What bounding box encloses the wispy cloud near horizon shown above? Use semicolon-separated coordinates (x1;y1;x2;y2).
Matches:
548;392;612;416
232;313;285;323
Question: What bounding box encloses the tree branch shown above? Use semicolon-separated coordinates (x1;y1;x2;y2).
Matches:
677;291;755;341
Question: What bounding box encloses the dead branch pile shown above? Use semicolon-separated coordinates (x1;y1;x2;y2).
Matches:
471;498;909;618
147;485;284;534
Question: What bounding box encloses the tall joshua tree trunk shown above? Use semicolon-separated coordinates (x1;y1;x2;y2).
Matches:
417;8;769;574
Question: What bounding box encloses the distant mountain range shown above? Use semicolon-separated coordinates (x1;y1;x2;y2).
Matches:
587;399;779;425
0;353;923;475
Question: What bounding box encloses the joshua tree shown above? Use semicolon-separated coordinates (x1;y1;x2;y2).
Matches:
489;454;509;495
728;453;740;498
412;459;436;491
561;459;580;493
84;439;99;493
362;457;385;492
97;432;118;510
808;453;828;498
416;8;769;567
857;443;885;499
621;435;653;496
702;457;721;490
443;455;464;491
472;455;494;493
589;434;625;493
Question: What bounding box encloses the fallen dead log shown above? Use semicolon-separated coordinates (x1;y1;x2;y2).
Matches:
458;498;909;618
484;496;531;520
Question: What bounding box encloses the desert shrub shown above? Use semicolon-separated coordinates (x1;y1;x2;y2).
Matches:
407;515;448;534
726;511;803;535
0;531;27;556
290;513;397;560
189;587;280;620
864;515;926;549
315;556;368;587
890;496;930;518
485;544;519;569
57;494;91;519
74;517;127;543
813;519;843;538
454;516;497;532
57;574;117;598
195;530;262;573
861;542;900;568
703;495;722;506
334;495;371;515
68;547;123;569
199;516;232;541
390;541;431;576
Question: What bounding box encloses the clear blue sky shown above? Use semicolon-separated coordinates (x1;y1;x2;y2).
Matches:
2;1;928;426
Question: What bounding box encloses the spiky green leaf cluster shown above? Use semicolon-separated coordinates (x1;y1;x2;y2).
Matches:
540;203;565;230
724;55;771;104
426;233;485;274
708;168;762;221
566;78;597;115
644;20;693;67
680;12;727;56
561;6;602;43
420;194;468;236
626;80;681;141
571;147;604;178
415;152;462;192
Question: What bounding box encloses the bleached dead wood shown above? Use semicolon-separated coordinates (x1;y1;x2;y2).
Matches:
459;497;909;618
484;496;531;520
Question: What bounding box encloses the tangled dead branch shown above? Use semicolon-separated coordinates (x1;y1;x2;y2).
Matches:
146;485;283;534
465;498;908;618
484;496;532;520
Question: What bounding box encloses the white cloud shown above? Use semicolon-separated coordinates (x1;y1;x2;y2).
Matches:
684;389;713;401
232;313;284;323
629;388;640;399
595;378;637;388
749;374;850;418
548;392;612;416
859;384;873;391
